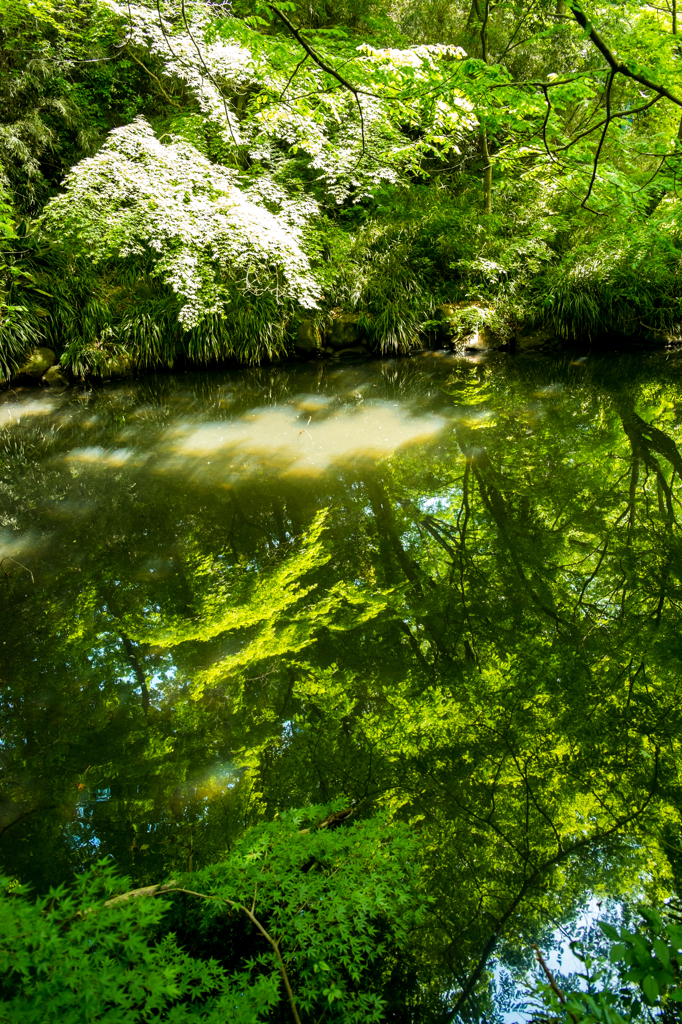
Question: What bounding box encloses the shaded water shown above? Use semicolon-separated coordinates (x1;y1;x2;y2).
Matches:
3;350;682;996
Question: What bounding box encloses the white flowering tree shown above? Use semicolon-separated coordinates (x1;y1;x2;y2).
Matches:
43;117;320;330
38;0;475;363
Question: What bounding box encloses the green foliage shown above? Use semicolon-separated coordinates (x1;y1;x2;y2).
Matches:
0;303;42;382
539;225;682;343
2;0;682;374
0;234;48;382
0;809;425;1024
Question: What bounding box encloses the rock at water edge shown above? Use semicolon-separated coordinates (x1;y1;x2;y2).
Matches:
42;364;68;386
515;325;561;352
17;347;56;378
329;313;361;350
295;321;321;352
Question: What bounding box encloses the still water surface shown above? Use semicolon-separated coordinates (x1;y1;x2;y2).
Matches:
3;351;682;993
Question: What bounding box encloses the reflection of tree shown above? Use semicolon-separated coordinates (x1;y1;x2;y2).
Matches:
3;361;682;1012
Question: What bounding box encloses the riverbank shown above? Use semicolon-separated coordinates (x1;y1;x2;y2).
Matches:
9;307;682;390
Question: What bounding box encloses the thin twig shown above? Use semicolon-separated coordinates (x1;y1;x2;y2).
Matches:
269;5;366;153
179;0;240;148
104;880;302;1024
170;887;303;1024
582;68;615;207
280;54;308;99
1;557;34;583
540;84;553;159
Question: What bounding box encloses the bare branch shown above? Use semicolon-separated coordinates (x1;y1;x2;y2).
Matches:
280;54;307;100
104;879;302;1024
104;881;178;905
125;47;181;109
533;944;579;1023
582;68;615;207
171;887;303;1024
179;0;239;148
549;93;663;155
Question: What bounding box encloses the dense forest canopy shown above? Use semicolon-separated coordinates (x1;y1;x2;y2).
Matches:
1;0;682;377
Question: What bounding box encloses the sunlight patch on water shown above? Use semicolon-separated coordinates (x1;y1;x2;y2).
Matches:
454;408;495;428
169;401;447;478
0;397;57;426
0;528;42;558
65;446;135;466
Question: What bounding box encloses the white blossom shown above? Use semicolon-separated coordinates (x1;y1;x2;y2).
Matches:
42;118;320;327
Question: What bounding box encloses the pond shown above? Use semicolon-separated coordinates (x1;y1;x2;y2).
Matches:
2;349;682;1004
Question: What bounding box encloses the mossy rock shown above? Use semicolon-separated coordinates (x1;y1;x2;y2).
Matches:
329;314;361;350
295;321;321;352
515;325;561;352
17;347;56;379
435;304;457;323
42;364;69;386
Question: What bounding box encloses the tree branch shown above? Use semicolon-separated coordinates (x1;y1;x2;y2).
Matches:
533;944;579;1023
105;879;302;1024
268;4;366;152
170;887;303;1024
448;765;658;1017
125;47;181;109
179;0;239;148
582;68;614;208
280;54;307;100
570;2;682;108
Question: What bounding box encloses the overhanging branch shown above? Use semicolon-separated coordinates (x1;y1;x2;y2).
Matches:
570;2;682;108
268;4;366;152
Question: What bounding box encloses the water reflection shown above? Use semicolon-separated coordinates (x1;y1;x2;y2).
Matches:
172;403;446;478
3;352;682;1009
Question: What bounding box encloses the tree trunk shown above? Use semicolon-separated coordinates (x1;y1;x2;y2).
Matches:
481;126;492;215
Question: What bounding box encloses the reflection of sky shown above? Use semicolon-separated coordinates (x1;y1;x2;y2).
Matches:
0;371;509;495
170;401;447;478
0;380;468;495
0;528;42;559
496;896;633;1024
0;397;57;426
66;446;134;467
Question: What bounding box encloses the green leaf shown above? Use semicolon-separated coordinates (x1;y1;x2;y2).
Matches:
642;975;659;1004
599;921;620;942
653;939;671;968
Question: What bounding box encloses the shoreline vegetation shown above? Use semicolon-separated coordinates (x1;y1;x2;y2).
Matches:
2;0;682;385
10;316;682;389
